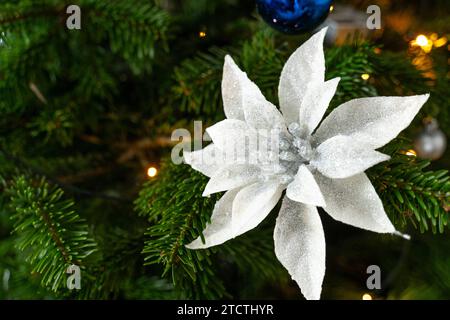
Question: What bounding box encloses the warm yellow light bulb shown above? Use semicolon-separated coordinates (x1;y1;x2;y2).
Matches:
415;35;429;47
147;167;158;178
199;31;207;38
329;5;334;13
411;35;433;53
361;73;370;81
362;293;373;300
405;149;417;157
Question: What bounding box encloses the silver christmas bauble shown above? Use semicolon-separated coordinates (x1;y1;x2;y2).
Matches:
414;118;447;160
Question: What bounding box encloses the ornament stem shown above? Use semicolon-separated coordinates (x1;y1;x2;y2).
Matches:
393;231;411;240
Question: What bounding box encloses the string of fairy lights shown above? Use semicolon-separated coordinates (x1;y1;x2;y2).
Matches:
411;33;448;54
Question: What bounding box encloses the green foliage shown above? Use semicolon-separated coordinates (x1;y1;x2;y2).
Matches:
0;0;169;149
87;1;170;74
137;159;284;299
0;236;57;299
370;51;426;96
6;175;97;291
171;29;284;122
325;41;378;108
171;32;382;122
369;141;450;234
0;0;448;300
138;160;226;299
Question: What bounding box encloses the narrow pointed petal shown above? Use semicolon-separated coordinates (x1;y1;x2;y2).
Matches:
202;164;261;196
222;56;285;131
299;77;340;137
222;55;246;120
186;189;241;249
231;180;283;236
243;98;286;133
279;27;327;125
314;172;396;233
206;119;253;164
206;118;280;167
184;144;224;177
313;95;430;149
311;135;391;179
206;119;249;151
286;165;326;207
274;197;326;300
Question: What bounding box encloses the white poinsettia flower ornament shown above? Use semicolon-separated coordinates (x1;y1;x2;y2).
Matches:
184;28;429;300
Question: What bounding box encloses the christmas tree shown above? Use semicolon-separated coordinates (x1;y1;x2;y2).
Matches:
0;0;449;300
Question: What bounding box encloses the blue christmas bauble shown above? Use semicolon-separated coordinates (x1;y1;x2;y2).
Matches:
256;0;333;34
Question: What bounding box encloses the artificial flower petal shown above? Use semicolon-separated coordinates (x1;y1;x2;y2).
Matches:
243;98;286;133
311;135;391;179
274;197;326;300
206;118;255;164
231;180;283;236
223;55;285;132
185;27;422;300
312;95;430;149
299;77;340;137
222;55;246;120
286;165;326;207
202;164;261;196
186;188;241;249
206;118;249;151
279;28;327;125
184;144;224;177
314;172;396;233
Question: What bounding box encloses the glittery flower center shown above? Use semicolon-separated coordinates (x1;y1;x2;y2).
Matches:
275;122;314;184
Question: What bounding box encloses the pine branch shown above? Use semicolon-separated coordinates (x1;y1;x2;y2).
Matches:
369;140;450;234
6;175;97;291
0;237;57;299
0;149;130;202
171;31;381;121
0;0;170;147
137;160;226;299
136;159;284;299
85;0;170;74
171;29;283;121
325;41;378;108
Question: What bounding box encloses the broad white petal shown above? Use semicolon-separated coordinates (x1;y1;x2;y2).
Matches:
314;172;396;233
202;164;261;196
279;28;327;125
311;135;391;179
274;197;326;300
286;165;326;207
186;188;241;249
231;180;283;236
312;95;430;149
184;144;224;177
299;77;340;137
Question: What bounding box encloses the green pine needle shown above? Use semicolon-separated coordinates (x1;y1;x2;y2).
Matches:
6;176;97;292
